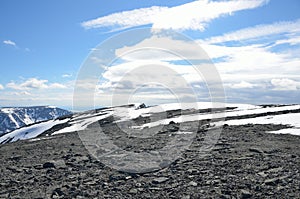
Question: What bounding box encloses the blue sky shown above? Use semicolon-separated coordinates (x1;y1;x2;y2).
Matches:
1;0;300;110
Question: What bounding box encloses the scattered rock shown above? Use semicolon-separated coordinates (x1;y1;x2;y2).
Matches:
129;188;138;194
169;121;175;125
9;155;22;161
258;171;268;178
168;125;179;132
43;162;55;169
240;189;252;199
6;166;22;173
291;154;297;158
220;194;231;199
136;103;146;109
109;174;125;182
249;148;264;154
0;116;300;198
264;177;281;186
53;160;67;169
188;181;198;187
267;167;283;173
52;188;64;197
149;187;162;191
75;155;89;162
0;193;10;198
152;177;169;184
137;188;144;192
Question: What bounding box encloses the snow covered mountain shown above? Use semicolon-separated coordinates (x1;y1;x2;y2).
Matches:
0;102;300;144
0;106;71;136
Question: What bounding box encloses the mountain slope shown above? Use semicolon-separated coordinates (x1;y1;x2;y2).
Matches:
0;106;71;136
1;102;300;145
0;103;300;198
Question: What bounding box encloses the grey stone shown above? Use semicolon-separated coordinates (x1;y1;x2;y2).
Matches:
53;160;67;169
188;181;198;187
249;148;264;154
240;189;252;199
152;177;169;184
43;162;55;169
129;188;138;194
264;177;280;186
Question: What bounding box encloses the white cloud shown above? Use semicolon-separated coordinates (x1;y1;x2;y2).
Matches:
203;42;300;85
275;35;300;46
100;60;198;85
6;78;67;90
271;78;300;90
205;19;300;44
116;36;207;61
62;74;72;78
115;34;298;76
152;0;268;31
0;84;4;90
13;91;31;96
49;83;67;89
95;59;224;103
107;31;300;89
228;81;256;89
81;0;268;31
3;40;16;46
82;6;167;30
80;12;300;106
195;19;300;77
213;44;289;73
7;78;48;90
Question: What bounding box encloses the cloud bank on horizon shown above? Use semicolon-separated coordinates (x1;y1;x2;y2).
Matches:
1;0;300;109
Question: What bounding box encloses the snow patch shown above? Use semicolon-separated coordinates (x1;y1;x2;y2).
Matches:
0;118;70;143
137;105;300;129
53;112;112;135
216;112;300;136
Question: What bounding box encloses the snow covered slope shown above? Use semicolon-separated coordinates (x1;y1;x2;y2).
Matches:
0;103;300;144
0;106;71;135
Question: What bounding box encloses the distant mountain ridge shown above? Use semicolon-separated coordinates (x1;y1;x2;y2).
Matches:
0;106;71;135
1;102;300;145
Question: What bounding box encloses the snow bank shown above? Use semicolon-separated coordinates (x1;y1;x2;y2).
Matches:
0;118;70;143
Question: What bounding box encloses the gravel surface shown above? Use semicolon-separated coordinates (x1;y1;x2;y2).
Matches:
0;119;300;198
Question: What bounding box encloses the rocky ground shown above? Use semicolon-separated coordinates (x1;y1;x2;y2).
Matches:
0;117;300;198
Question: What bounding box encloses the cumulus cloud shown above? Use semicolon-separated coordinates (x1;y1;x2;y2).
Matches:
0;84;4;90
227;81;256;89
81;0;268;31
3;40;16;46
6;78;67;90
271;78;300;90
7;78;48;90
